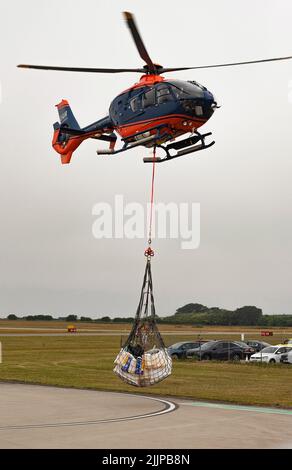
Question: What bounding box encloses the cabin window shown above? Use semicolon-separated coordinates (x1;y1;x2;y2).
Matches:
130;95;141;112
156;86;173;104
142;88;156;108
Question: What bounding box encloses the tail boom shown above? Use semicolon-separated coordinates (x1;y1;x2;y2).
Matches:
52;100;114;164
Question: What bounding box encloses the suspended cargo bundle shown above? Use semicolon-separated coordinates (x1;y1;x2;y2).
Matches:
113;257;172;387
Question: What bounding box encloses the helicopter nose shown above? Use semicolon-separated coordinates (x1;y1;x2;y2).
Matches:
204;90;215;103
204;90;218;111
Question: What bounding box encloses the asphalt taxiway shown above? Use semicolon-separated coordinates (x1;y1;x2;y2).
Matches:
0;383;291;448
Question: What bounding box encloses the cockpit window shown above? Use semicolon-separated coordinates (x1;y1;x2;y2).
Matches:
188;80;207;90
166;80;205;99
195;105;203;116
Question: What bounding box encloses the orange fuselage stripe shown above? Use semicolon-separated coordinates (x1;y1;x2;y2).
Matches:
117;114;207;138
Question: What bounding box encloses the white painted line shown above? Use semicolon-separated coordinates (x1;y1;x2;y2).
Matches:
0;393;177;430
178;401;292;416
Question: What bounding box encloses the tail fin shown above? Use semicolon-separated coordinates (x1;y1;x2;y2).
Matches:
56;99;80;129
52;100;83;164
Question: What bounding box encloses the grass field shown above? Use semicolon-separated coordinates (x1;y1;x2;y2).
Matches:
0;330;291;408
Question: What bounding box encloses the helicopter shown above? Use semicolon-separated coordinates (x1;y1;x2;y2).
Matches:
18;12;292;164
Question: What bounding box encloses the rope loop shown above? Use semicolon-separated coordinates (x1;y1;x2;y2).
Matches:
144;246;155;258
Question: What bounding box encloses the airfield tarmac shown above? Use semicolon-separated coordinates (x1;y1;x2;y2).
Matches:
0;383;291;448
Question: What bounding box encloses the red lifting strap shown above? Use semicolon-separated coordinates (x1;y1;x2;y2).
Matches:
145;146;157;257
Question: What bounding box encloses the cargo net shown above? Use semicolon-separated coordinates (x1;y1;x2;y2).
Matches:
113;258;172;387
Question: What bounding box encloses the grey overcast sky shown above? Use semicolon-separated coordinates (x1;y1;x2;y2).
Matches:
0;0;292;317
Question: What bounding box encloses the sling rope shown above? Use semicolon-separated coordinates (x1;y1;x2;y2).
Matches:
144;146;157;259
113;145;172;387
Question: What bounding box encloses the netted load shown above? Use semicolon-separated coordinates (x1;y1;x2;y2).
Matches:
113;258;172;387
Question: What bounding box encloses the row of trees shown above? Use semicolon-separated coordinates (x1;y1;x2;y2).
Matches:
163;303;292;326
4;304;292;326
166;304;263;326
5;314;135;323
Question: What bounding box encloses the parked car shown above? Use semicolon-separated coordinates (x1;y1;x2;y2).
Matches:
245;340;271;352
167;341;208;359
280;349;292;364
186;340;255;361
250;345;292;363
283;338;292;345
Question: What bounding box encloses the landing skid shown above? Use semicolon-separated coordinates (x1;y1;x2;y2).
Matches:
96;126;215;162
143;132;215;163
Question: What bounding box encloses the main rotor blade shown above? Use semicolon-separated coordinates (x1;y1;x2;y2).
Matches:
18;54;292;76
17;64;145;73
160;55;292;73
123;11;156;73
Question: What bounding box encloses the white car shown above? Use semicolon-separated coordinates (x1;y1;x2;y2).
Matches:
250;345;292;363
280;349;292;364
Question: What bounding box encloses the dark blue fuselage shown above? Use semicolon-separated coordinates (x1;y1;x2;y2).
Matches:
109;79;216;130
